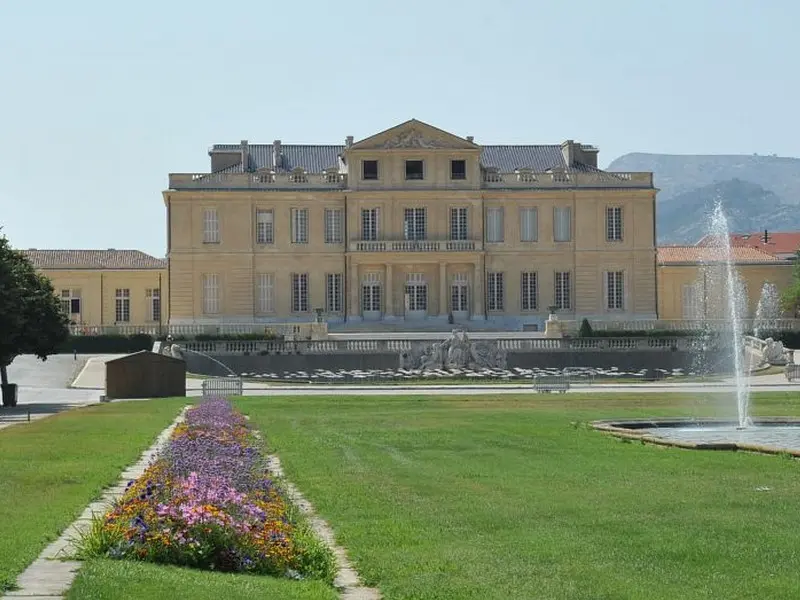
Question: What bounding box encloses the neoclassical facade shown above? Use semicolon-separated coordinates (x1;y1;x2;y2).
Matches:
165;119;658;330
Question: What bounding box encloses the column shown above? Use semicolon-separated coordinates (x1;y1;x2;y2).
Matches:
347;258;360;319
385;264;394;317
439;263;448;317
472;262;484;318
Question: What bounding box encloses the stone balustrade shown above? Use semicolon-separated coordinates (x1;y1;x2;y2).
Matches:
349;239;481;252
177;336;708;356
168;170;653;191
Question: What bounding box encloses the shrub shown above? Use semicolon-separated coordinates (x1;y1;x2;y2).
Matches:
578;318;594;338
77;399;335;582
59;334;154;354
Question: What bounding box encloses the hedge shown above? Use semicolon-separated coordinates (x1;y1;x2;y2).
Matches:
57;332;283;354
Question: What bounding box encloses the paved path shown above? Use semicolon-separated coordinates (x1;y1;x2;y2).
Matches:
0;355;108;430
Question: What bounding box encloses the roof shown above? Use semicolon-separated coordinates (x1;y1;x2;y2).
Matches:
658;245;789;265
730;232;800;257
23;249;166;270
209;143;599;174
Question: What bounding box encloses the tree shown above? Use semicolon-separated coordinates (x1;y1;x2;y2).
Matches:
780;250;800;319
0;232;71;405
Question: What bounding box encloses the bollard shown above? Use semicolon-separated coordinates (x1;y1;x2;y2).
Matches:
74;350;77;361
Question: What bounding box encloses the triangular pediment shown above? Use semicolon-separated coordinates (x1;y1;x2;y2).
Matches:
349;119;479;151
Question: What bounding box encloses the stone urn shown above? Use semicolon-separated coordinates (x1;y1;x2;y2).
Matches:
544;306;563;338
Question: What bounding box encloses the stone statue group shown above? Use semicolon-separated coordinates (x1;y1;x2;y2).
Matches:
400;328;508;371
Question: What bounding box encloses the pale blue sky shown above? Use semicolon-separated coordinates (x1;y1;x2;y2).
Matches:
1;0;796;256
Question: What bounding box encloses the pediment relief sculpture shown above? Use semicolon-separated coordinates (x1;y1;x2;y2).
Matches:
381;128;452;149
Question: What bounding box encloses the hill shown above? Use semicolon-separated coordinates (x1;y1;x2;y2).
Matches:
656;179;800;244
607;153;800;205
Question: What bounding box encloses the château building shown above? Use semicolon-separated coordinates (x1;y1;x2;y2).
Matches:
164;119;658;330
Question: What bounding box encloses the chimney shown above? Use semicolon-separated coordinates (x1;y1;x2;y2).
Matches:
560;140;599;168
762;229;770;244
240;140;249;171
345;135;354;148
272;139;282;169
560;140;575;167
466;136;474;144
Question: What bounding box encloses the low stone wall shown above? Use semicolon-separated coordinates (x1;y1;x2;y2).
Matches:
184;348;717;378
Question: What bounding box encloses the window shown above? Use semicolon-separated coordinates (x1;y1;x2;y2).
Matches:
521;272;538;311
324;208;343;244
487;272;504;311
554;206;572;242
115;288;131;322
405;160;424;180
203;275;220;314
146;288;161;322
326;273;343;312
362;273;381;313
486;207;504;243
606;206;623;242
450;207;468;241
520;208;538;242
450;159;466;180
203;208;219;243
682;282;703;319
404;208;427;240
291;208;308;244
606;271;624;310
255;209;274;244
361;208;379;241
451;273;468;312
362;160;379;180
291;273;309;312
554;272;571;310
405;273;427;311
256;273;274;313
60;289;81;316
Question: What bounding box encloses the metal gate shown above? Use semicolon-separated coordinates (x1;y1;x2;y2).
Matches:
201;377;244;399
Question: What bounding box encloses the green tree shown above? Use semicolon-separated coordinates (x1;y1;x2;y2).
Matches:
780;250;800;319
0;232;71;404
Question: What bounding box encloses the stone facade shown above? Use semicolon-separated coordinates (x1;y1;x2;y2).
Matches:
165;119;658;330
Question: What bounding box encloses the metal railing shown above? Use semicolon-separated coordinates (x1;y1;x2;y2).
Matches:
201;377;244;399
349;239;481;252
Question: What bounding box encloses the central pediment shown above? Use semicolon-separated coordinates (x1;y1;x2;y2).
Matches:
349;119;479;151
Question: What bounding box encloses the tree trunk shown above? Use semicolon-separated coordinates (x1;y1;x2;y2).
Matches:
1;365;8;386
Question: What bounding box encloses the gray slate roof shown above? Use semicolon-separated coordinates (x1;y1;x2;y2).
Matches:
23;249;166;270
210;143;586;174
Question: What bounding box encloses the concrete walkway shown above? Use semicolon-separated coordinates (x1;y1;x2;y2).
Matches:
0;355;106;430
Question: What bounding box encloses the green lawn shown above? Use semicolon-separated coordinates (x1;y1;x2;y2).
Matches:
66;559;337;600
0;399;189;592
223;392;800;600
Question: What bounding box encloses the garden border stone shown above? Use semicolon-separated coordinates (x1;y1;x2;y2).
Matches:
1;406;189;599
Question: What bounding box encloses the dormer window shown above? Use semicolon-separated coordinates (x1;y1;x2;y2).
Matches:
450;159;466;180
405;160;424;180
290;167;308;184
482;167;502;183
362;160;379;180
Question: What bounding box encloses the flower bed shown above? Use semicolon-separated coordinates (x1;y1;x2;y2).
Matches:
80;399;335;582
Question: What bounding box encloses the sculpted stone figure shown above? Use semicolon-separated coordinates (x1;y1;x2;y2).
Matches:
401;329;507;371
763;338;787;365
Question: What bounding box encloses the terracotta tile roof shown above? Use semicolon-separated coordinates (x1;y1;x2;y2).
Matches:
696;232;800;257
657;245;788;265
22;249;166;270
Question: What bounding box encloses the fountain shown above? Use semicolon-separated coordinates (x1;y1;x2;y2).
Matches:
702;202;751;428
753;282;781;338
593;201;800;454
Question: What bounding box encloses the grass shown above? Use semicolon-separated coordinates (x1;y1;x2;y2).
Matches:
0;399;189;593
66;559;337;600
225;392;800;600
